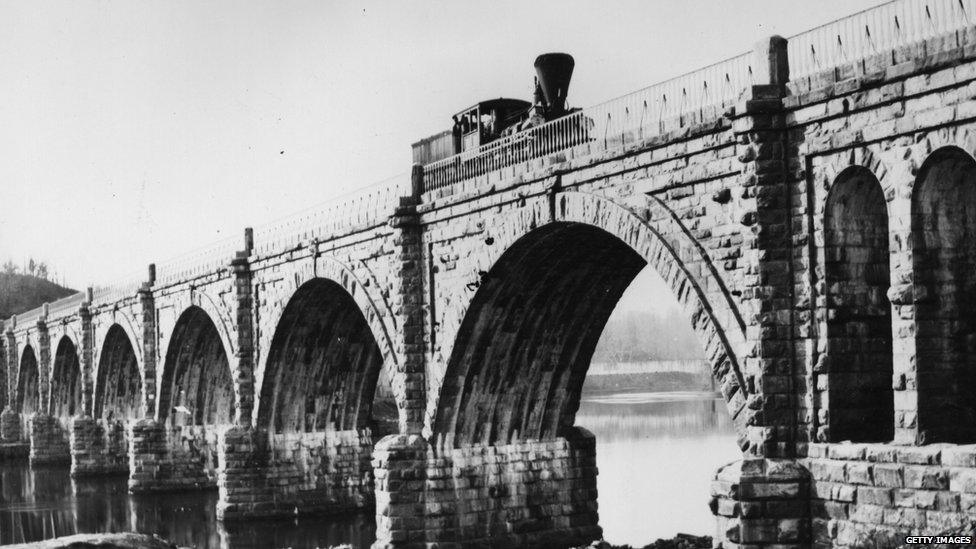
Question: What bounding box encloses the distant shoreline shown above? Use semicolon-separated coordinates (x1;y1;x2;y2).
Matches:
582;370;713;394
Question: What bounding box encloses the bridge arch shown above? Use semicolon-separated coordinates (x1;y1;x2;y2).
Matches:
49;336;82;420
93;309;143;377
820;166;893;443
93;324;143;422
430;191;750;448
17;344;40;420
910;145;976;443
158;306;235;426
253;256;400;429
255;276;391;435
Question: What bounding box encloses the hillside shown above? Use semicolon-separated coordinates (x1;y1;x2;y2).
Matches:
0;273;76;320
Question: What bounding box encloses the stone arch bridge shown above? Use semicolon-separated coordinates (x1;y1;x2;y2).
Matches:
6;2;976;547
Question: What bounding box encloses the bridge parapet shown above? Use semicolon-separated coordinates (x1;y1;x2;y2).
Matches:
251;172;411;259
153;234;242;289
787;0;974;81
90;268;150;307
11;305;46;334
46;292;86;322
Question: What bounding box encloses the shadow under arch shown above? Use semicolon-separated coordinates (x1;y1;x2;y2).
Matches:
432;204;748;448
822;165;893;443
49;336;82;422
255;277;391;436
158;306;235;427
17;345;39;418
910;145;976;443
94;324;143;422
15;344;40;441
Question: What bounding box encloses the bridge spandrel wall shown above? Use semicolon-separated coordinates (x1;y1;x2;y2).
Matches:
249;225;405;427
153;274;239;405
784;18;976;548
89;297;145;408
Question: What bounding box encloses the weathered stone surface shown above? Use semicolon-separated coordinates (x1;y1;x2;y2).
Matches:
29;413;71;465
128;419;217;493
70;416;128;476
216;426;375;520
1;407;23;443
2;6;976;549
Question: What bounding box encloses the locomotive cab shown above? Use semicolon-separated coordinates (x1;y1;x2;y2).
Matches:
453;98;532;153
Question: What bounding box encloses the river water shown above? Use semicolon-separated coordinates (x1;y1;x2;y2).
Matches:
0;392;738;548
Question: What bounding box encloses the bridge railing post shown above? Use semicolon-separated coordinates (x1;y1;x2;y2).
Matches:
139;265;157;418
383;164;428;435
711;32;813;549
729;33;795;458
230;228;254;427
751;34;789;87
36;313;50;414
410;163;424;204
79;290;94;417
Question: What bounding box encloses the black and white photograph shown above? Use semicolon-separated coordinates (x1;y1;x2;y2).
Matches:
2;1;976;547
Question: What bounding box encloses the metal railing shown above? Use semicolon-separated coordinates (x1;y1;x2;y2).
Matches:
47;292;86;319
90;268;149;305
423;51;755;192
251;173;410;257
153;235;243;287
788;0;976;79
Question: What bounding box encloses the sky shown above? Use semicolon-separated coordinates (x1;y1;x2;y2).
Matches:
0;0;884;291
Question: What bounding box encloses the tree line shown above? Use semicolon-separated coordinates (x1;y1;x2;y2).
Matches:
2;257;57;282
0;257;75;319
591;309;704;363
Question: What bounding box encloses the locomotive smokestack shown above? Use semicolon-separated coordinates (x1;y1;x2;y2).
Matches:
534;53;574;118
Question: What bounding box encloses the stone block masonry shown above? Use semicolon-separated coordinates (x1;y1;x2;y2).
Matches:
0;408;22;443
70;416;128;476
711;458;810;548
803;442;976;548
29;413;71;464
217;426;375;520
128;419;218;492
372;427;600;549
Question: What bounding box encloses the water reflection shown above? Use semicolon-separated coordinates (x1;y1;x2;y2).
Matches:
0;465;375;548
576;391;741;546
0;392;737;548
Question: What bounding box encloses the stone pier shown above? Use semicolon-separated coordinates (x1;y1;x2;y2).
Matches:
372;427;600;548
217;426;375;520
710;459;810;548
128;419;218;492
29;413;71;464
0;407;22;443
70;416;128;476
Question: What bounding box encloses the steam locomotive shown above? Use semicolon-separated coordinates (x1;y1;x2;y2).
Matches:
412;53;583;165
